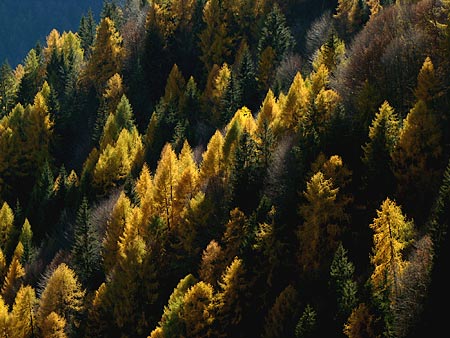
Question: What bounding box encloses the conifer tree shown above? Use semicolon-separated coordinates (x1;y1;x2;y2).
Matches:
199;240;225;288
295;304;317;338
1;243;25;306
392;58;443;222
0;61;19;117
277;72;310;132
362;101;400;204
102;191;133;273
153;143;179;230
343;303;379;338
212;257;249;337
297;171;347;275
71;197;102;285
37;263;85;334
257;4;295;65
17;48;43;105
40;312;67;338
0;297;11;337
181;281;214;337
85;17;125;94
78;9;97;59
370;197;414;322
19;219;34;265
150;274;197;337
199;130;224;188
199;0;233;72
10;285;37;338
0;202;14;251
329;243;358;323
0;249;6;283
262;285;300;338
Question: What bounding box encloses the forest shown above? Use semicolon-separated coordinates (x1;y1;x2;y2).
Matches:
0;0;449;337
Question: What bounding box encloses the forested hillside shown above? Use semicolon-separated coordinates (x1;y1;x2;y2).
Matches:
0;0;449;337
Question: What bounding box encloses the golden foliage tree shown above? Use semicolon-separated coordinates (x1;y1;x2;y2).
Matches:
153;143;179;230
369;198;414;302
85;17;125;94
102;191;133;273
37;263;85;331
10;285;37;338
297;171;348;275
40;312;67;338
0;202;13;251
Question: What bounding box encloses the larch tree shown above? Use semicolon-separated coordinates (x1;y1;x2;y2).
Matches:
173;140;199;229
85;17;125;94
40;312;67;338
10;285;37;338
212;257;249;338
102;191;133;273
0;202;14;251
199;0;233;72
1;244;25;306
106;206;154;336
153;143;179;230
297;171;347;275
343;303;379;338
0;296;11;337
262;284;300;338
153;274;198;338
37;263;85;334
199;130;224;188
392;57;443;222
277;72;310;133
369;197;414;328
181;281;215;337
199;240;225;288
0;249;6;283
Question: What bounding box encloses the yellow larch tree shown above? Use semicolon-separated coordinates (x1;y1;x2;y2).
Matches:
199;130;224;188
10;285;37;338
37;263;85;331
369;198;414;301
153;143;179;230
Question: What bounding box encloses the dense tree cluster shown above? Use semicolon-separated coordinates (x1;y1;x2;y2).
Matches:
0;0;449;337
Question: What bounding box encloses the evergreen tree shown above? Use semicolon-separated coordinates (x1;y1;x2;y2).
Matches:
329;242;358;324
71;197;102;286
295;304;317;338
0;61;19;117
78;9;97;59
18;219;34;265
362;101;400;204
17;49;43;105
257;3;295;66
262;284;300;338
